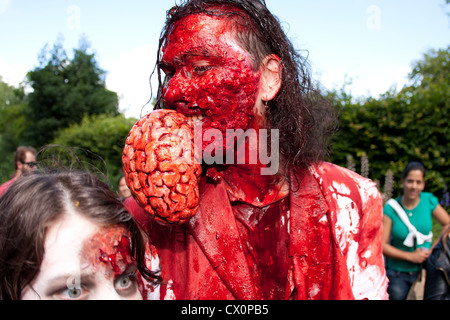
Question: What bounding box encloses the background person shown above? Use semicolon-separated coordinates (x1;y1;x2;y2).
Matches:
118;175;132;201
382;161;450;300
0;146;37;197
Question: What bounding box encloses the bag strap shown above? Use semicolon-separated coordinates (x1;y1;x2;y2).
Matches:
386;198;433;247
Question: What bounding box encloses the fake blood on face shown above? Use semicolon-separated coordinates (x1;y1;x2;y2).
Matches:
161;14;262;153
81;228;134;279
98;235;133;275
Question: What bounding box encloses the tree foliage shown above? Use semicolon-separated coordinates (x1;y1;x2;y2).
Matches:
0;77;27;180
23;38;119;147
329;46;450;206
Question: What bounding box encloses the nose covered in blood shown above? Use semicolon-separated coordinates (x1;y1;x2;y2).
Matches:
122;109;202;226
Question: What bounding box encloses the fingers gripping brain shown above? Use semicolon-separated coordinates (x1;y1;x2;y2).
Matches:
122;109;202;226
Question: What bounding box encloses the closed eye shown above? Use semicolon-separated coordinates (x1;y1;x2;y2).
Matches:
193;65;213;75
188;56;216;76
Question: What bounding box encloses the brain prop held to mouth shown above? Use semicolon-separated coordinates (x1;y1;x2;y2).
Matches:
122;109;202;226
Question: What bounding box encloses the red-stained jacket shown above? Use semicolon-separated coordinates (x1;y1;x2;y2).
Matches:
125;162;389;300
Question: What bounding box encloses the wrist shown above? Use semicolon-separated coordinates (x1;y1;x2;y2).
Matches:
404;251;414;263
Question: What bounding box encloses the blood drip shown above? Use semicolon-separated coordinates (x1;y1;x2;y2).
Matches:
98;235;133;277
81;228;134;278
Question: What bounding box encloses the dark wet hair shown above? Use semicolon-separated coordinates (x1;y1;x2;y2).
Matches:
154;0;338;173
0;169;161;300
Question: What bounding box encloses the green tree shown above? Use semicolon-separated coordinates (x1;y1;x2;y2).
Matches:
0;76;27;181
23;37;119;147
329;46;450;204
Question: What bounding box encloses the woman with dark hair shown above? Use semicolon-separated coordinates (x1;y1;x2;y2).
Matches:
0;170;161;300
383;162;450;300
124;0;388;300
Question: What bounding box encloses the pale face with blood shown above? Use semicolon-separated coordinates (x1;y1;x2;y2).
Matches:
21;214;142;300
160;13;263;153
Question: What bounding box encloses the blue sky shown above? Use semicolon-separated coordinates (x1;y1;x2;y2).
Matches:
1;0;449;118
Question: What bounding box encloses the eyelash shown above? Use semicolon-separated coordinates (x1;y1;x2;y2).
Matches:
115;273;137;291
193;65;212;75
49;273;138;300
161;64;213;79
53;285;87;300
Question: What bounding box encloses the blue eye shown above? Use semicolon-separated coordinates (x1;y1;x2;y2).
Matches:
114;273;138;295
117;275;132;288
67;287;82;298
52;285;86;300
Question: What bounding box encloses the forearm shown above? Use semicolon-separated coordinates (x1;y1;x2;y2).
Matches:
383;243;413;262
383;243;430;264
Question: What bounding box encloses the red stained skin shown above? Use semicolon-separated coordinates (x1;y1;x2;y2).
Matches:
161;14;262;153
161;13;287;205
80;228;157;299
81;228;134;279
98;235;132;275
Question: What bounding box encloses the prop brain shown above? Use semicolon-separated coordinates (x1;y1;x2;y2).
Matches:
122;109;201;226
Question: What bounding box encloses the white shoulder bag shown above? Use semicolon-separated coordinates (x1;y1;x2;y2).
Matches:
386;198;433;248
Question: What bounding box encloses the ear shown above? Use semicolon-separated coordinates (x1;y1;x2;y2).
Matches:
259;54;282;102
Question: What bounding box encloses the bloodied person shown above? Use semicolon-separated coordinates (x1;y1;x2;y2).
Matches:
122;0;389;300
0;170;161;300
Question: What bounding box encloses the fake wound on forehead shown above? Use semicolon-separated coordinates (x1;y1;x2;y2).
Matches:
80;227;134;275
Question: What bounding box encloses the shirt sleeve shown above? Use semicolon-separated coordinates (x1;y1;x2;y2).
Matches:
426;192;439;211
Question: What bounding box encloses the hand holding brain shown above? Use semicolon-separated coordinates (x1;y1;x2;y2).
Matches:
122;109;201;226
